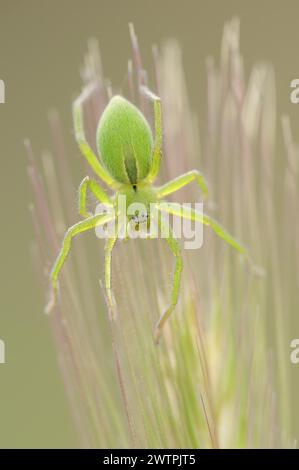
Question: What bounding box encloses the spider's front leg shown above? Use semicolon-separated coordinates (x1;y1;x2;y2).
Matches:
154;214;183;343
45;213;115;314
78;176;113;218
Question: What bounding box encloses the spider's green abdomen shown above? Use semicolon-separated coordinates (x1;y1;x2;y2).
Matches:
96;96;153;185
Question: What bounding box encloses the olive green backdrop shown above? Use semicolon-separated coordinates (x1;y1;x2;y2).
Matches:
0;0;298;448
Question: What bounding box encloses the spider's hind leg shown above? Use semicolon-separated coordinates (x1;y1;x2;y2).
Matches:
73;89;116;188
141;86;162;184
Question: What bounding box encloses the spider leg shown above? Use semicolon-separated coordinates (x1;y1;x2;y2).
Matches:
157;202;249;258
79;176;113;218
45;212;115;313
141;86;162;183
104;234;118;319
103;217;126;319
73;88;117;188
156;169;208;200
154;213;183;343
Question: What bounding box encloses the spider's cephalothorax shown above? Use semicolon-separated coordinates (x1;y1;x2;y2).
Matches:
116;182;158;233
47;86;248;343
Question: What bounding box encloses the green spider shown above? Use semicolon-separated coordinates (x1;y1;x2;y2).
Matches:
46;86;248;342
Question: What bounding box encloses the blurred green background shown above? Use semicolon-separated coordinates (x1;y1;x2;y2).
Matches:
0;0;298;448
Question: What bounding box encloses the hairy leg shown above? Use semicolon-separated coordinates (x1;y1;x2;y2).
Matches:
157;202;248;258
104;234;118;318
141;86;162;183
154;215;183;343
79;176;113;218
73;87;117;188
45;213;115;313
156;169;208;200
